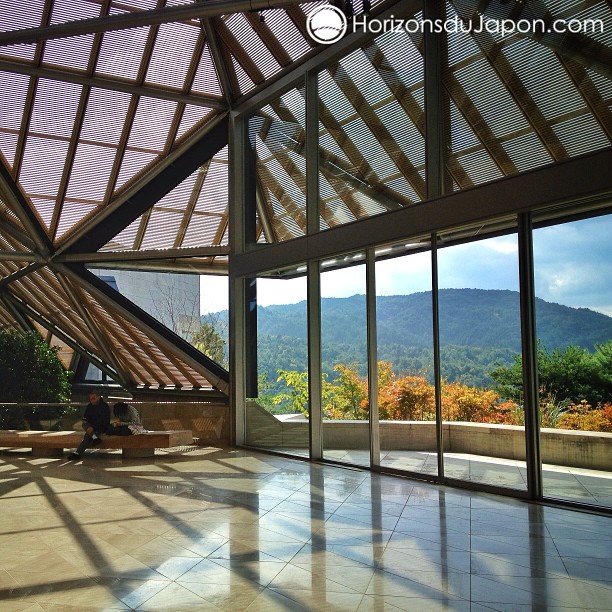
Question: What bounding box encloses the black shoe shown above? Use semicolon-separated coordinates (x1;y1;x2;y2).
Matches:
69;453;81;460
91;438;102;447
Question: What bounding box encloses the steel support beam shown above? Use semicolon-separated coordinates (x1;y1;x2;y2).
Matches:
0;0;321;47
0;155;52;257
58;245;229;263
0;262;45;289
200;18;235;106
0;251;37;262
60;113;229;255
0;220;36;250
0;291;35;332
431;233;444;480
366;248;380;467
305;70;319;236
0;60;226;110
424;0;448;199
424;0;447;480
82;260;228;275
307;259;322;460
228;112;248;444
518;212;542;499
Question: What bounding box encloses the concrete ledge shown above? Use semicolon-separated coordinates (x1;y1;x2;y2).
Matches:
246;408;612;471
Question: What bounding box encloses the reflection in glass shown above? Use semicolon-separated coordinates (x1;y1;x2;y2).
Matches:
248;84;307;244
245;273;309;457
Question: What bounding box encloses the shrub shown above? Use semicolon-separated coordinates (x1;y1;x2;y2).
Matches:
0;330;71;429
557;401;612;433
379;374;435;421
441;382;499;422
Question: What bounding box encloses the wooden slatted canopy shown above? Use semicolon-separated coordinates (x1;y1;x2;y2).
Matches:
0;0;611;394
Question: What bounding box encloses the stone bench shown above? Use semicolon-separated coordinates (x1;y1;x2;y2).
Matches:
0;429;194;458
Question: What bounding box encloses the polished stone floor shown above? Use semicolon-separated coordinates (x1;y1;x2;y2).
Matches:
0;446;611;611
287;448;612;508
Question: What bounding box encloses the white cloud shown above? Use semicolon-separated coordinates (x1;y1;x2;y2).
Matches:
202;215;612;315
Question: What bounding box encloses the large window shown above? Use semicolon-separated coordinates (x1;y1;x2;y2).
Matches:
376;247;438;476
320;256;369;466
437;232;527;491
534;214;612;508
244;272;309;457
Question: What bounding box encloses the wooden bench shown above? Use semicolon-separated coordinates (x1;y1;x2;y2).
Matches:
0;429;194;458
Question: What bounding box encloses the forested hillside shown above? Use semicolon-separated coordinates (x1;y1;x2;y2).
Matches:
205;289;612;388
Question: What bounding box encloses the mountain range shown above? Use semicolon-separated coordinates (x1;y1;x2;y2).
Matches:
205;289;612;388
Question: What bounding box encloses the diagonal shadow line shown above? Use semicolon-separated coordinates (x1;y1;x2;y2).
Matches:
34;477;111;569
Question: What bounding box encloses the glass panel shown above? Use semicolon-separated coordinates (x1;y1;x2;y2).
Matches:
245;271;309;457
376;247;437;476
437;232;527;490
89;269;201;341
447;0;611;190
198;275;229;369
533;214;612;509
248;82;307;244
321;255;368;466
318;28;425;231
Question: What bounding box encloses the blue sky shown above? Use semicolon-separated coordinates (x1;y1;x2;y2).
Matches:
200;214;612;317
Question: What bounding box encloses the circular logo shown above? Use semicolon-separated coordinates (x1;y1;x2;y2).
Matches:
306;5;348;45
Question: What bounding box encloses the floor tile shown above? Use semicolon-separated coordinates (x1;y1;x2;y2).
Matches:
0;447;610;611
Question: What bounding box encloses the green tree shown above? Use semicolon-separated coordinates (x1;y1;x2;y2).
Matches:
594;340;612;386
192;322;227;368
271;369;310;416
490;342;610;406
0;330;71;428
321;363;368;420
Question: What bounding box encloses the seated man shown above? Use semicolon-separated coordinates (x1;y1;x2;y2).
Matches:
69;391;111;460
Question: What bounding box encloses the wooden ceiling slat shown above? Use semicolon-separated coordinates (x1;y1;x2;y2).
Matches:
50;1;111;241
57;272;132;387
13;272;96;346
163;28;208;154
243;12;293;68
558;55;612;143
326;62;427;201
257;163;306;237
174;160;210;249
202;18;240;102
258;112;368;223
213;17;265;86
255;176;276;243
364;42;473;191
12;0;54;182
103;1;163;207
108;310;176;386
468;28;569;162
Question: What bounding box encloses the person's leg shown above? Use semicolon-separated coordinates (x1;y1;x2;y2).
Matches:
75;433;94;455
70;423;94;458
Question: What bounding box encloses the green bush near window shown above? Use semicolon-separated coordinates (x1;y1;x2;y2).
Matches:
0;330;71;429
